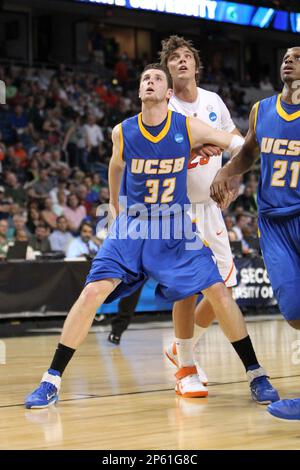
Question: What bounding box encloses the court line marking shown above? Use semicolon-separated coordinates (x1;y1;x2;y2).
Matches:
1;373;300;409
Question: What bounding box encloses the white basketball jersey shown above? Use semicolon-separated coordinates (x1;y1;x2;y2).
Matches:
169;87;235;204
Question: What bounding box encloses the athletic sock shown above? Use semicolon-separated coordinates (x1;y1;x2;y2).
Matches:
193;324;206;347
175;337;194;368
49;343;76;376
231;335;260;371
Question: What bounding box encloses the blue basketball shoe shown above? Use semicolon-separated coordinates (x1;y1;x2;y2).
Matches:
247;367;280;405
267;398;300;420
25;369;61;409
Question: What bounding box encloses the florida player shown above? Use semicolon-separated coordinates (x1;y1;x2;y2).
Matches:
160;35;242;384
211;47;300;420
25;64;278;408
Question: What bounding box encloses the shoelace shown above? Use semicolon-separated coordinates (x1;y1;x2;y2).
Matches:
38;381;57;395
182;374;202;387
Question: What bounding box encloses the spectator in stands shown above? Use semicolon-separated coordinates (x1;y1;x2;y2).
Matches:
91;173;103;193
232;213;252;254
29;169;55;200
83;114;104;167
41;197;57;230
231;184;257;214
82;203;100;235
27;205;41;234
99;186;109;204
43;108;62;146
13;229;35;260
0;186;11;220
49;177;70;205
66;221;98;258
7;214;30;240
28;96;46;134
9;105;32;147
224;215;238;242
0;219;9;259
29;222;51;253
12;142;28;168
63;193;87;233
62;113;85;168
26;158;40;183
49;216;73;254
5;172;27;206
53;189;67;217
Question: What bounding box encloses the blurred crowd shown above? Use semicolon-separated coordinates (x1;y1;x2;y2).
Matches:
0;51;272;260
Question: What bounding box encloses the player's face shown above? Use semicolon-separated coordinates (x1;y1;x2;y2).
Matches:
281;48;300;83
139;69;172;103
167;47;197;83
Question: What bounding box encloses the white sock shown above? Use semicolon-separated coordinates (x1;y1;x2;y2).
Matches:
175;337;194;368
193;324;207;347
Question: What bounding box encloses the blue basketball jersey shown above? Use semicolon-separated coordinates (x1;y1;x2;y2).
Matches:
119;110;192;213
255;94;300;217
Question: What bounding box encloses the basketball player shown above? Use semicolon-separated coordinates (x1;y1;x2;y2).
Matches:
25;64;278;408
107;36;241;357
159;36;242;383
210;47;300;420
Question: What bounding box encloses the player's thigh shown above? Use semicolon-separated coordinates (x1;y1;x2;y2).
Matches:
203;204;237;287
259;217;300;321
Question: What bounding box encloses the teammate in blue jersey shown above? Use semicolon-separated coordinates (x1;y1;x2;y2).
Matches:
211;47;300;420
25;64;278;408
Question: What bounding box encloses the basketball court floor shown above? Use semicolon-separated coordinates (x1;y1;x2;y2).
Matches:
1;318;300;450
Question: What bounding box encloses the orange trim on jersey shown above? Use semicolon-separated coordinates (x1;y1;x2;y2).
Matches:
119;123;124;161
224;259;234;285
253;101;260;132
138;110;172;143
186;116;193;149
276;93;300;121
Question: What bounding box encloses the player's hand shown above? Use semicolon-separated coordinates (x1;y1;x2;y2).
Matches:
210;168;231;207
217;175;241;209
198;144;222;158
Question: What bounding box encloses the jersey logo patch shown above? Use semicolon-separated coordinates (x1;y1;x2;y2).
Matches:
209;112;217;122
174;133;184;144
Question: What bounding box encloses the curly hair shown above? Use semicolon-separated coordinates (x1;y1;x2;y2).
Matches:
159;35;203;84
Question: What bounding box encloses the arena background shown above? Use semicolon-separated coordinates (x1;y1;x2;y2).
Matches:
0;0;298;330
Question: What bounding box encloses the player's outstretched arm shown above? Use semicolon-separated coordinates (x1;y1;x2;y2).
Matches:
188;116;245;155
108;124;125;217
210;104;260;206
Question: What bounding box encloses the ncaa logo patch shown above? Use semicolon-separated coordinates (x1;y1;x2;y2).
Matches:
209;112;217;122
175;133;184;144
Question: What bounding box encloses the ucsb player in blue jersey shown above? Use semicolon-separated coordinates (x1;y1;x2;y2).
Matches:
211;47;300;420
25;64;278;408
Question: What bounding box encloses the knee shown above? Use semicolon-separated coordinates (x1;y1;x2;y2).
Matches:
287;319;300;330
205;283;231;310
81;279;116;304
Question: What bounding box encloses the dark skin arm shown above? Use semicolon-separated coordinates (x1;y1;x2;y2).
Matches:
210;104;260;207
